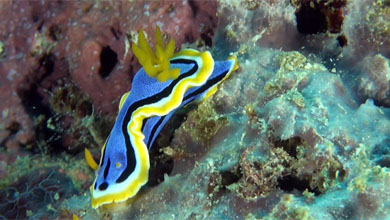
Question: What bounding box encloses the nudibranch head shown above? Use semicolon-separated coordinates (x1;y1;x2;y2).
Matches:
90;126;149;209
88;27;239;209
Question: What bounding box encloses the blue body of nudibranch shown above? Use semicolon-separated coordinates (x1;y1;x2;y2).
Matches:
90;49;237;208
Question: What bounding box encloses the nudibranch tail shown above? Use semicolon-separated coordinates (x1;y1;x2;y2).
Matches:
89;27;238;209
227;55;239;72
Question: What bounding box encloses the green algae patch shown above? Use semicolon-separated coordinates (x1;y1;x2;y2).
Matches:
264;51;327;97
30;32;56;57
228;136;347;201
261;194;314;220
366;0;390;48
231;146;294;200
284;88;305;108
275;51;307;74
182;99;228;143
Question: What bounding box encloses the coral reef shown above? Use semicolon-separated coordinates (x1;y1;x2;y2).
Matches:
218;0;300;52
83;46;385;219
0;0;390;219
218;0;390;69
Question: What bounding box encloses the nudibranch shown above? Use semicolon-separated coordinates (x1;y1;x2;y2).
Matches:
86;27;238;208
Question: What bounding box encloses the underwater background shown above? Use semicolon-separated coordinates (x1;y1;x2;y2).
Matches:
0;0;390;219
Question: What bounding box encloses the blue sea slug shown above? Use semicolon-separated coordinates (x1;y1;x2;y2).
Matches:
85;27;238;208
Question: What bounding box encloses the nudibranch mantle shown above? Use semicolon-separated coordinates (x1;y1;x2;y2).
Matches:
89;32;238;209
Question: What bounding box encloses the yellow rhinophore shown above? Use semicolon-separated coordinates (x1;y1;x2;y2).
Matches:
132;27;180;82
84;148;98;171
72;214;80;220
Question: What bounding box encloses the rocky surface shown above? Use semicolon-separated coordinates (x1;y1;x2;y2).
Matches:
1;0;390;219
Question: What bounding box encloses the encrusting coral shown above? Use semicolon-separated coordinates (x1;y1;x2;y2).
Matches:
132;27;180;82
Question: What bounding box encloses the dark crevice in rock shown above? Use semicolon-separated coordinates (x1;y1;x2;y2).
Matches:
371;138;390;168
188;0;198;17
273;136;304;159
17;53;64;154
277;175;321;196
98;46;118;79
293;0;347;35
110;26;121;40
200;28;214;47
221;168;242;188
295;5;327;34
49;24;62;41
337;34;348;47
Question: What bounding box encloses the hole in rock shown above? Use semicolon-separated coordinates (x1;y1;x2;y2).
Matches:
221;169;242;187
277;175;321;196
295;4;327;34
49;25;61;41
337;35;348;47
273;136;304;159
371;139;390;168
99;46;118;79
